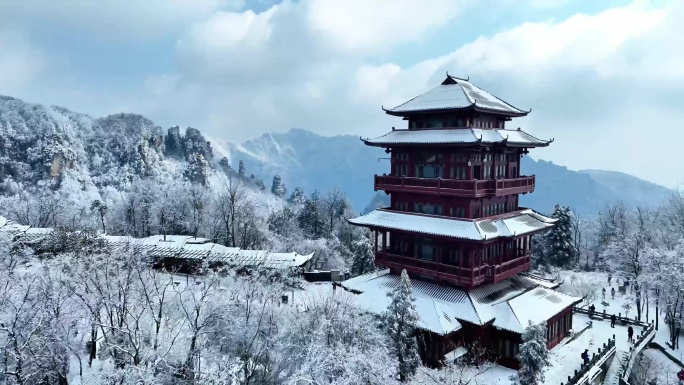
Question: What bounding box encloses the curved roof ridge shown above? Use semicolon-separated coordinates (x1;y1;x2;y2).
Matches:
462;78;528;114
512;128;551;142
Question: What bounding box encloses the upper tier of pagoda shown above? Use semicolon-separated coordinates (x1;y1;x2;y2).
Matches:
383;74;530;118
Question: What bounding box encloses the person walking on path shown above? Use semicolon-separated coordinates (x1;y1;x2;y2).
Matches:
602;287;606;299
608;274;612;285
611;314;616;328
611;287;616;299
581;349;590;365
589;304;596;318
628;326;634;343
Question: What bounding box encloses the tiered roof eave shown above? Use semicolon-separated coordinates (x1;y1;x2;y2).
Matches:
346;208;556;242
340;269;582;336
360;127;553;148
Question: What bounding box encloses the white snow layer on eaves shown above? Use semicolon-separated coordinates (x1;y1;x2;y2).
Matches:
348;209;554;240
341;270;581;336
387;80;527;115
363;128;547;146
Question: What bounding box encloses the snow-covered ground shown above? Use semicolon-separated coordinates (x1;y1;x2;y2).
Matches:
555;270;683;349
543;313;628;385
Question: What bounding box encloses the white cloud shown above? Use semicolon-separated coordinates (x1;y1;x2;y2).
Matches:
0;0;245;40
0;29;48;95
305;0;470;53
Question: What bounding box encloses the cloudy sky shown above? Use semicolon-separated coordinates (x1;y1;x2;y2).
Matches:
0;0;681;188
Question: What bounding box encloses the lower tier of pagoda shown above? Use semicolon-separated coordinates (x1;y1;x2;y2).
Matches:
347;208;556;289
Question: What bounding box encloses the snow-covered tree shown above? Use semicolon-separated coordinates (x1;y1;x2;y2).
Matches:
238;160;245;176
323;186;348;235
351;235;375;276
287;187;306;205
510;321;550;385
271;174;287;197
603;207;652;321
646;239;684;349
268;206;301;239
298;191;326;239
385;269;421;382
90;199;107;233
545;205;575;268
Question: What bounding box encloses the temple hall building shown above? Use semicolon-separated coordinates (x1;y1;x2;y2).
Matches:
341;74;581;369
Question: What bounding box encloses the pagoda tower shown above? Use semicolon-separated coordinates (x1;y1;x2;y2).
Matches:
349;74;555;289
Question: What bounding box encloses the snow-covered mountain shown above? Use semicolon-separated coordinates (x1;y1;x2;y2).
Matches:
220;128;387;210
0;95;258;191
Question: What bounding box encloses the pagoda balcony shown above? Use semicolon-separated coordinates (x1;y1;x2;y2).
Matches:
374;175;535;198
487;252;531;283
375;250;530;288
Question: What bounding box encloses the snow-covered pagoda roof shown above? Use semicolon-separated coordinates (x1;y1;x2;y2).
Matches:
361;128;551;147
341;269;580;336
347;208;556;241
384;75;529;117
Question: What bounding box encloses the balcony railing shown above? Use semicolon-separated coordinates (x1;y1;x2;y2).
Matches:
487;254;531;283
374;175;535;197
375;251;531;288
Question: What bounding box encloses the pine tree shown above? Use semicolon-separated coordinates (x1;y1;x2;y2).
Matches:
385;269;421;382
271;175;287;197
297;191;326;239
545;204;575;268
510;321;550;385
238;160;245;177
288;187;305;205
351;235;375;276
254;178;266;191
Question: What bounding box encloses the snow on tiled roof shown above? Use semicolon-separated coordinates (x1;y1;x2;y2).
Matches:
519;273;560;289
348;209;554;240
386;76;528;116
343;270;472;334
342;271;579;336
507;287;581;328
363;128;549;147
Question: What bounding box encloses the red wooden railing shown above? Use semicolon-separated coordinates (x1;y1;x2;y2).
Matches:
374;175;535;197
488;254;531;283
375;251;530;287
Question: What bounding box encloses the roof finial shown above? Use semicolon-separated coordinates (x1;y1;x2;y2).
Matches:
527;108;533;113
381;105;389;112
466;75;469;81
446;70;450;78
392;126;396;131
550;138;555;143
